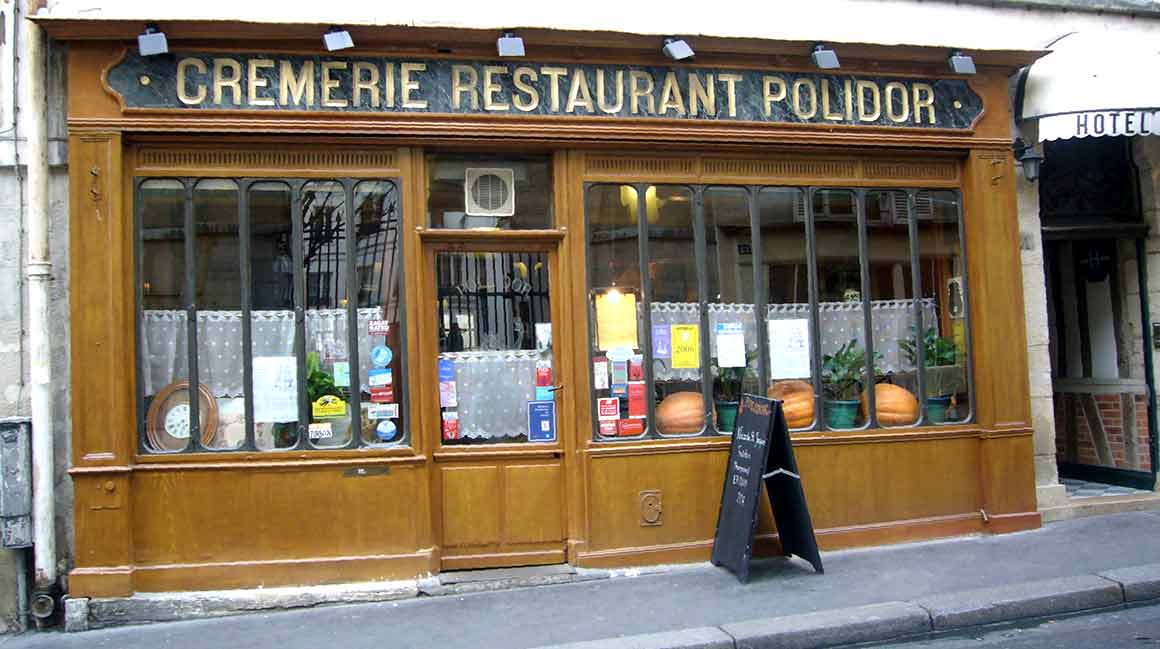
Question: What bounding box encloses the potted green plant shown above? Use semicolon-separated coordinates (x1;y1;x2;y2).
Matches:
821;339;879;429
899;327;960;424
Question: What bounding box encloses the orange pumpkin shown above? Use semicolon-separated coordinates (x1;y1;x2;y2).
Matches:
655;391;708;434
860;383;919;425
767;380;815;429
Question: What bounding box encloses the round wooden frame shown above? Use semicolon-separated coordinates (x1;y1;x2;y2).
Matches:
144;380;220;452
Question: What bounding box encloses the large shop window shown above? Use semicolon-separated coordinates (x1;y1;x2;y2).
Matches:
585;184;972;440
136;177;406;453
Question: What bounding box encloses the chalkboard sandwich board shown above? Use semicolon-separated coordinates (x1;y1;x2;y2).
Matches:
711;394;823;583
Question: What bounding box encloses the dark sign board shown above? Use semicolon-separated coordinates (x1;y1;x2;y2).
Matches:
711;394;822;582
106;52;983;129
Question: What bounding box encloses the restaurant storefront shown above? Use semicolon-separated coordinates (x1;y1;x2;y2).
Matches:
50;21;1042;597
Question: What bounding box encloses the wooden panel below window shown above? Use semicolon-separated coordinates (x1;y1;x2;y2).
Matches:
440;465;502;547
504;464;564;545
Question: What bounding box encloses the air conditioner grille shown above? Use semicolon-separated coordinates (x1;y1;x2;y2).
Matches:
470;173;511;212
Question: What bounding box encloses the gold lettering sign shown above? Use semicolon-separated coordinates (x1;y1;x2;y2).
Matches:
126;54;982;129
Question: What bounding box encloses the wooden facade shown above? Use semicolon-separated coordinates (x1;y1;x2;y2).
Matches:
51;27;1042;597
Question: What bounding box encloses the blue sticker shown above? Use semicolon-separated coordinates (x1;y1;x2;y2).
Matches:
438;358;456;382
535;386;555;401
371;345;393;367
527;400;557;443
375;419;398;442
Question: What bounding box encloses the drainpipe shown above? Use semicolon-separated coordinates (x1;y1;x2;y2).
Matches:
18;0;56;602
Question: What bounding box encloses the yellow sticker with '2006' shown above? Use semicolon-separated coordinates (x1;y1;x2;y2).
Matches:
311;395;347;419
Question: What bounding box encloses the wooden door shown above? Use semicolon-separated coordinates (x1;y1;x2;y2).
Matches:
425;240;569;570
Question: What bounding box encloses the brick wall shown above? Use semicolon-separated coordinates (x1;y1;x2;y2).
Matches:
1054;391;1152;472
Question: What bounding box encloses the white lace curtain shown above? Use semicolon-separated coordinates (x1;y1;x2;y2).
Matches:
439;350;538;439
649;298;937;376
141;308;384;398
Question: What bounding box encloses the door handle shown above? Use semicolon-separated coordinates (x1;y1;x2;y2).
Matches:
548;384;565;393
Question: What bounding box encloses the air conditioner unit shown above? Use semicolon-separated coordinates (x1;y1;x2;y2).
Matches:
464;168;515;217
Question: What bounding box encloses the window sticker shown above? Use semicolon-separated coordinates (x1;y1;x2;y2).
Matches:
311;395;347;419
368;320;391;336
438;358;458;408
597;397;620;421
715;322;746;368
652;325;672;358
252;355;298;423
366;403;399;420
628;381;646;418
441;410;459;440
593;357;610;390
527;400;557;442
370;345;393;367
374;419;398;442
594;290;639;351
308;422;333;440
332;361;351;388
617;418;644;436
671;324;700;369
768;319;811;379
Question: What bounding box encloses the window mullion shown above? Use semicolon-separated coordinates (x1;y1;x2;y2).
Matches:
748;186;768;398
343;179;362;449
692;186;711;434
238;179;256;451
134;179;147;454
804;188;823;431
183;178;202;453
636;183;656;438
291;180;310;450
956;191;976;423
856;189;876;428
906;190;927;425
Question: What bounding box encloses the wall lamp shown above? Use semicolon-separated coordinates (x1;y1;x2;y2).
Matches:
324;26;354;52
948;51;977;75
663;37;695;61
137;24;169;57
497;32;525;57
811;44;840;69
1013;138;1045;182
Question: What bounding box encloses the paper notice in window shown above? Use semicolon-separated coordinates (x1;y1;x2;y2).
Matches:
253;356;298;423
594;290;638;351
671;324;700;369
715;322;746;368
768;318;811;379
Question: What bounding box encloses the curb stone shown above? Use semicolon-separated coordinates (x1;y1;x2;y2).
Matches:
1098;563;1160;602
721;601;929;649
913;574;1122;630
531;568;1160;649
543;627;734;649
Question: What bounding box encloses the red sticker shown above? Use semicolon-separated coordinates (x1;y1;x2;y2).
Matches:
628;382;646;418
536;361;553;387
442;412;459;440
598;420;618;437
617;418;644;436
597;397;620;421
370;384;394;403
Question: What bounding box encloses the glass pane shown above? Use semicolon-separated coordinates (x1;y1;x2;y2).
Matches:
649;186;705;437
586;185;646;439
705;187;756;434
140;179;195;452
866;190;919;427
916;190;970;424
194;179;245;449
353;181;406;446
760;188;816;431
436;251;552;444
249;182;300;450
427;154;552;229
815;189;869;430
302;181;353;448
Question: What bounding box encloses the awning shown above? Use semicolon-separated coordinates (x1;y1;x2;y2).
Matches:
1018;31;1160;141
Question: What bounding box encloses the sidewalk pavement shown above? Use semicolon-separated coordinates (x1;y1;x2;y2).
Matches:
7;510;1160;649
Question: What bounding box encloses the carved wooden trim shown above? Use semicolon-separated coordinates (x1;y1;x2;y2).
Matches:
863;159;959;181
585;155;698;177
134;147;399;174
702;157;859;180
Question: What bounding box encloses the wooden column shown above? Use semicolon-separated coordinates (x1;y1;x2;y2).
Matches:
68;130;136;596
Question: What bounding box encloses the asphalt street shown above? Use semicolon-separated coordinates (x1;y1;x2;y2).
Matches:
873;602;1160;648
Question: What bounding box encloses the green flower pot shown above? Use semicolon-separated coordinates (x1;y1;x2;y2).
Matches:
926;395;951;424
715;399;740;433
824;399;860;429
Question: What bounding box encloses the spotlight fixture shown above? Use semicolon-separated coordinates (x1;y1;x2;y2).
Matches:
1013;138;1045;182
811;44;840;69
662;37;695;61
323;26;354;52
137;24;169;57
497;32;525;57
948;51;977;75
